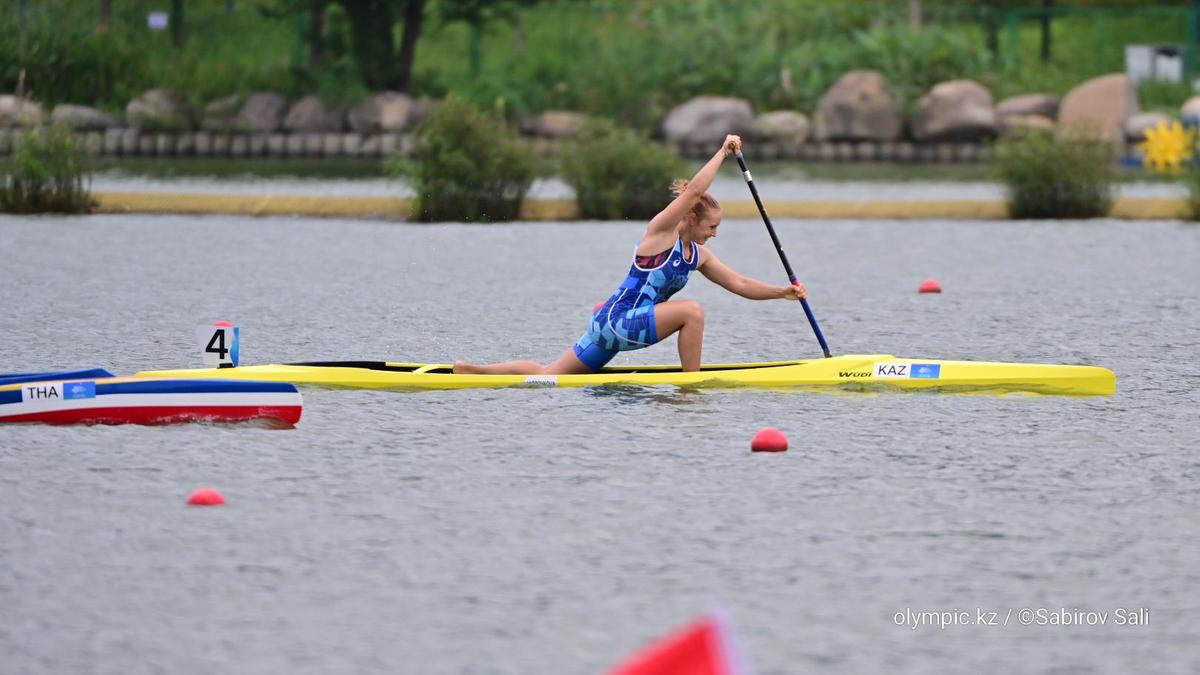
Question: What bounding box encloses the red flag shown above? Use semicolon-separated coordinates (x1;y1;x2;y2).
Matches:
607;613;746;675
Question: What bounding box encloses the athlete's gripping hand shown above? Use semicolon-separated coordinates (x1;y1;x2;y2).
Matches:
783;282;808;301
723;134;742;157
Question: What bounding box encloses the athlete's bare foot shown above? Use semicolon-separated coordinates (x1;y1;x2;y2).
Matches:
452;361;478;374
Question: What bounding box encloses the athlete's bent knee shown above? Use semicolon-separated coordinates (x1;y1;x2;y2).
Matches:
682;300;705;324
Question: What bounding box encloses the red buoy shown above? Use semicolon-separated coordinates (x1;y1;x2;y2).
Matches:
751;427;788;452
593;301;605;313
213;320;234;327
918;279;942;294
186;487;225;506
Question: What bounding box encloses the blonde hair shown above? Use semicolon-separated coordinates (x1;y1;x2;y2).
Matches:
670;179;720;220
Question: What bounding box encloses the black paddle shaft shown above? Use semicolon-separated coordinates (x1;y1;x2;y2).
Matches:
735;153;832;358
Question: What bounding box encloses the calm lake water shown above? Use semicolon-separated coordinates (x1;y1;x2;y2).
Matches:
1;213;1198;674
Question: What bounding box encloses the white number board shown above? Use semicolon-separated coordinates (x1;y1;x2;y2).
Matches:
197;325;240;367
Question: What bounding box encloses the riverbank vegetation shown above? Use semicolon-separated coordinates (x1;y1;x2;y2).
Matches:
0;125;94;214
995;129;1115;219
561;121;685;220
388;96;535;222
1183;168;1200;220
2;1;1193;128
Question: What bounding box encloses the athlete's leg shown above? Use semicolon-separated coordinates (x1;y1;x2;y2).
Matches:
453;349;592;375
542;349;595;375
453;360;544;375
652;300;705;371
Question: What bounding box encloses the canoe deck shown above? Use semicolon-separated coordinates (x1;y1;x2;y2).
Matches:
135;355;1117;396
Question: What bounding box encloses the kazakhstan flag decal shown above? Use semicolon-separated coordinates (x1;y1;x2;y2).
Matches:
910;364;941;379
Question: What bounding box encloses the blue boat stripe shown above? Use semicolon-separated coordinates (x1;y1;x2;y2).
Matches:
0;369;115;386
96;380;299;396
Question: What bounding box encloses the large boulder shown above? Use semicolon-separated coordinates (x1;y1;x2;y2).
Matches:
520;110;589;139
201;94;243;132
237;93;288;133
911;79;998;142
283;95;345;133
996;93;1060;120
662;96;753;146
50;104;119;130
1124;111;1173;143
751;110;810;147
127;88;194;131
1058;73;1138;146
1180;96;1200;124
1000;114;1055;137
813;70;902;142
0;95;45;127
347;92;415;133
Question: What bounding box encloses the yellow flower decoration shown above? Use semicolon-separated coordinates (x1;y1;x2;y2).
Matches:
1139;120;1194;173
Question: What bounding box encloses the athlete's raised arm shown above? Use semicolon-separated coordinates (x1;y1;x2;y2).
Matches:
645;135;741;239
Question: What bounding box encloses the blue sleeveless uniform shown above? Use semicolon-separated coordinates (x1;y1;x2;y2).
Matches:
573;237;701;371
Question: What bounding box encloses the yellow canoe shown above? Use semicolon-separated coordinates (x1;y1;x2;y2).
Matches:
135;355;1116;396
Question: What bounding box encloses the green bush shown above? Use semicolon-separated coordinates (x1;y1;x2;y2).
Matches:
561;120;687;220
388;96;535;222
0;125;95;214
1183;166;1200;221
995;129;1115;219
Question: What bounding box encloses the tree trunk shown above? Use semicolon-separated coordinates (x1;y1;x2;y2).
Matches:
340;0;399;90
309;0;327;67
98;0;111;33
908;0;922;30
1040;0;1053;63
393;0;426;92
512;11;524;56
171;0;185;47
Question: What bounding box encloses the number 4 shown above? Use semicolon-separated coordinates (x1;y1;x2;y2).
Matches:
205;329;228;360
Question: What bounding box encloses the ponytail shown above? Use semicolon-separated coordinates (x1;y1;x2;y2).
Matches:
669;179;720;220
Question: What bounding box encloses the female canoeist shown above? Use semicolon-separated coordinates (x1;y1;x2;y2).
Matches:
453;134;808;375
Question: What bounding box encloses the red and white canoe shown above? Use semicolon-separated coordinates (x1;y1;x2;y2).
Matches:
0;369;302;426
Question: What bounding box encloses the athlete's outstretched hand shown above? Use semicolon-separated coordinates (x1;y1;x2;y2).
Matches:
782;282;808;301
723;134;742;157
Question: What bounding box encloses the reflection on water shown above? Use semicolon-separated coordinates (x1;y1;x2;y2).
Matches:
586;384;714;407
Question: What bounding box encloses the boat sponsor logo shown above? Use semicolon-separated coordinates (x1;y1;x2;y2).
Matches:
63;381;97;400
524;375;558;386
838;371;871;378
873;362;942;380
910;364;941;379
23;384;60;400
